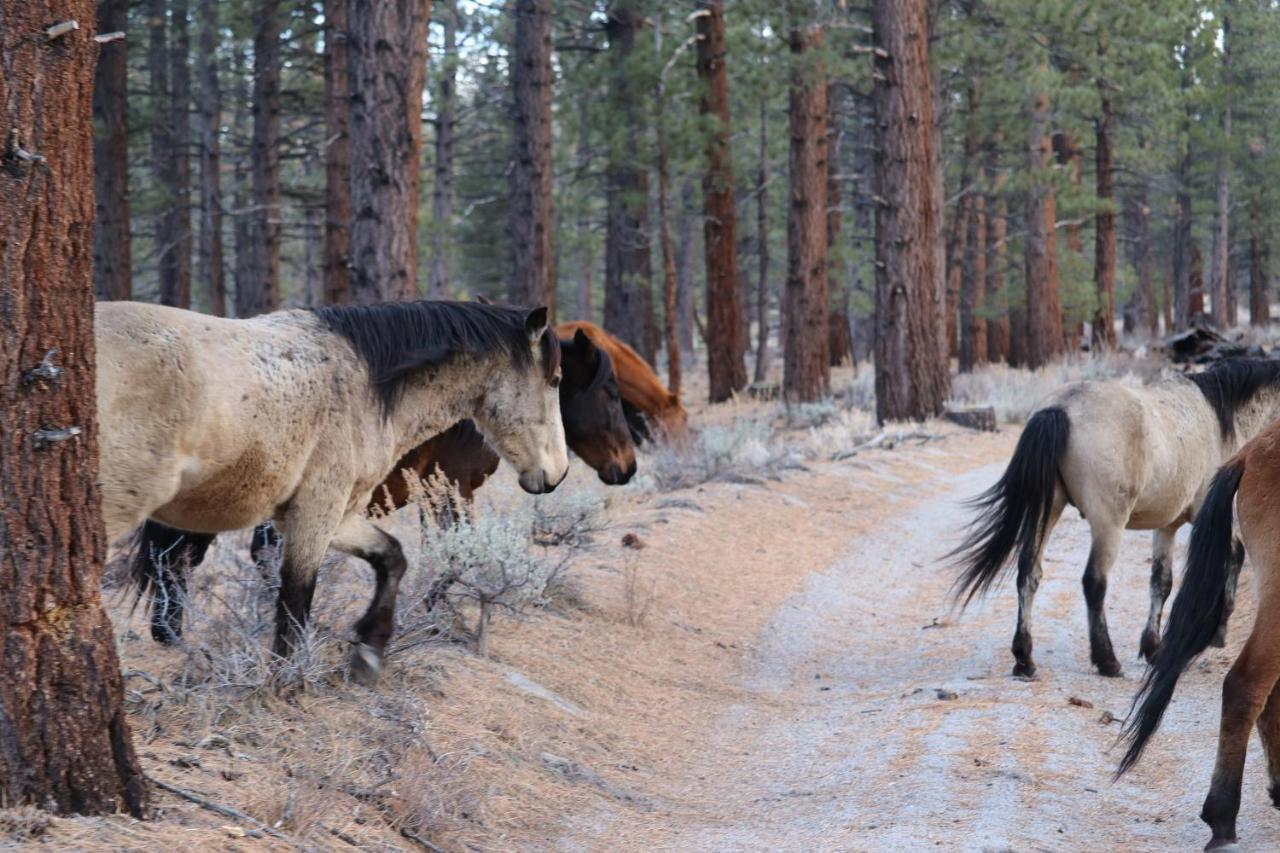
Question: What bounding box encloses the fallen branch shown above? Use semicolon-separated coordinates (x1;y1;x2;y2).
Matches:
146;774;295;843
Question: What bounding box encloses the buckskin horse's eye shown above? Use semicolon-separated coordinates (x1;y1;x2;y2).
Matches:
551;375;561;389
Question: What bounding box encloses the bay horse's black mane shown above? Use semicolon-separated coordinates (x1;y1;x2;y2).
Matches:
313;300;558;414
1187;357;1280;440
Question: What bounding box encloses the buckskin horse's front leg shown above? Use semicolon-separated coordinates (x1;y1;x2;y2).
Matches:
330;513;408;686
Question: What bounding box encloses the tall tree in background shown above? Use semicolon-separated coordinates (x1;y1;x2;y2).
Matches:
1211;5;1233;328
604;1;656;364
782;3;829;402
0;1;145;815
428;0;456;299
871;0;948;420
149;0;190;308
1023;53;1062;369
92;0;130;301
699;0;746;402
510;0;556;314
1093;30;1117;350
169;0;192;307
1171;37;1195;330
984;135;1010;363
195;0;225;315
349;0;431;303
752;97;771;383
958;79;986;371
324;0;352;305
239;0;282;316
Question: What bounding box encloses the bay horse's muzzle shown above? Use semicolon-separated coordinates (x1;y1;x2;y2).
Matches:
599;458;637;486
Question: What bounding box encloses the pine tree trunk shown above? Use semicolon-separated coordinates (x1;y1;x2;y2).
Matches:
1024;81;1062;369
1172;47;1194;330
238;0;282;316
428;0;455;300
1093;50;1117;350
1189;243;1206;319
324;0;352;305
348;0;431;303
752;98;771;383
871;0;948;420
698;0;746;402
677;176;697;355
0;2;146;815
603;2;655;364
510;0;556;315
1212;10;1233;329
958;79;985;371
92;0;131;301
167;0;193;308
984;136;1010;364
1251;196;1269;326
655;32;681;396
195;0;226;315
783;10;829;403
149;0;180;306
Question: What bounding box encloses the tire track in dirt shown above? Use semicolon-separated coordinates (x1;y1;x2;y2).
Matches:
560;456;1280;852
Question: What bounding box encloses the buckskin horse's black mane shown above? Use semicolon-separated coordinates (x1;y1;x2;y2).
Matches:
1187;357;1280;440
313;300;559;414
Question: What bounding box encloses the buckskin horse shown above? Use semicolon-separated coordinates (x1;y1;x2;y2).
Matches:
97;299;568;683
130;328;636;651
1120;415;1280;851
950;359;1280;679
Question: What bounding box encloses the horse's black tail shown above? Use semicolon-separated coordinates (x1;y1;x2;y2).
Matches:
127;520;212;645
1118;459;1246;775
949;406;1070;607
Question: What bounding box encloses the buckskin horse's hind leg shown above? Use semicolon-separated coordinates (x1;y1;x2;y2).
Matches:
1140;525;1179;664
330;514;408;686
1083;520;1124;677
1212;538;1246;649
1011;488;1067;679
272;508;340;661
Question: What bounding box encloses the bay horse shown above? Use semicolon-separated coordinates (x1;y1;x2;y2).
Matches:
129;329;637;649
950;359;1280;679
556;320;689;444
1119;419;1280;850
97;300;568;684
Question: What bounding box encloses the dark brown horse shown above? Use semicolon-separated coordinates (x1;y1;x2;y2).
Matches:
131;329;636;654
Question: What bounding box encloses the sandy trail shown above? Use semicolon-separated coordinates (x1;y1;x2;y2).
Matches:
559;450;1280;852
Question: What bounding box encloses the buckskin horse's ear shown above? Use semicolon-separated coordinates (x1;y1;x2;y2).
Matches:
525;306;549;344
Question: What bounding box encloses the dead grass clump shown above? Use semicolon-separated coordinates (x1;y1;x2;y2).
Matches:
0;806;51;843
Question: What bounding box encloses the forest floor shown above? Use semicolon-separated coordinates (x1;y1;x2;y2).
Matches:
6;359;1277;852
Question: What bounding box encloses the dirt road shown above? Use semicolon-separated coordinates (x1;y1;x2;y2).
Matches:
559;448;1280;852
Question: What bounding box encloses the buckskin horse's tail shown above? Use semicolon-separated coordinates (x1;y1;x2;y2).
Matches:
1118;459;1246;775
949;406;1070;607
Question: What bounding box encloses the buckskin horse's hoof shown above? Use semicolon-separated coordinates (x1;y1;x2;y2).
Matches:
1096;659;1124;678
1012;660;1037;680
1205;839;1240;852
348;643;383;686
1139;632;1161;664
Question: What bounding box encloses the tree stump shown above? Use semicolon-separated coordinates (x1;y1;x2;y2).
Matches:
944;406;997;432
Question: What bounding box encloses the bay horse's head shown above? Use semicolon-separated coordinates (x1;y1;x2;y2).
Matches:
559;330;637;485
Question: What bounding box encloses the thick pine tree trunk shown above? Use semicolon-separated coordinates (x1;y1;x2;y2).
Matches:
1093;54;1117;350
195;0;226;315
0;1;145;815
510;0;556;315
603;2;655;364
871;0;948;420
238;0;282;317
984;136;1010;364
92;0;131;301
1024;81;1062;369
428;0;455;300
324;0;352;305
348;0;431;303
783;10;829;403
699;0;746;402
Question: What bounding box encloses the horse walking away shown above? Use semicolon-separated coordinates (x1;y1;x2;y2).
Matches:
1118;417;1280;851
949;359;1280;679
130;329;637;647
97;299;568;684
556;320;689;445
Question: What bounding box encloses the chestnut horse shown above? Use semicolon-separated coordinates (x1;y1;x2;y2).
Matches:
130;329;636;649
99;300;567;683
951;359;1280;679
1121;417;1280;850
556;320;689;444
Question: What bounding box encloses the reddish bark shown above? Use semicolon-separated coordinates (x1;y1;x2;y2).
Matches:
1024;83;1062;368
984;138;1011;364
510;0;556;316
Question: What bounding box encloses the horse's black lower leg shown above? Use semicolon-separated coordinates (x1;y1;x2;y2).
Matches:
1140;527;1177;664
1012;549;1042;679
273;563;318;659
1083;526;1123;677
1213;539;1246;649
347;529;407;686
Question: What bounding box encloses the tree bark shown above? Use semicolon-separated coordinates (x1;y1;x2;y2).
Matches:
655;27;681;396
0;1;146;815
1171;42;1194;330
510;0;556;315
958;79;986;371
428;0;455;300
1024;75;1062;369
753;97;771;383
698;0;746;402
92;0;131;301
871;0;948;419
1251;194;1269;326
1212;8;1233;328
324;0;352;305
783;10;830;403
1093;41;1117;350
984;138;1010;364
603;2;655;364
348;0;431;303
677;175;697;355
168;0;193;308
195;0;226;315
238;0;282;317
149;0;188;308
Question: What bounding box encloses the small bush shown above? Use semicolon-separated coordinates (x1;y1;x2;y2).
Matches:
645;417;796;490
